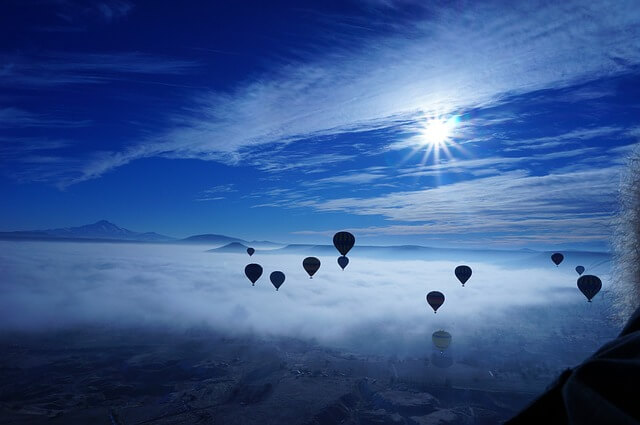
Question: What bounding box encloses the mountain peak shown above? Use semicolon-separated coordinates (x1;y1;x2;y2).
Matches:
207;242;249;253
94;219;116;226
39;220;174;241
89;220;123;230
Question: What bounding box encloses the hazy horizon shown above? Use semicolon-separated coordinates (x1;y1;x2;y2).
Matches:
1;1;638;423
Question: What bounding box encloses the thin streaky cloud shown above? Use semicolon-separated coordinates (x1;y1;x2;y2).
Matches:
0;108;92;128
38;0;640;186
502;127;626;151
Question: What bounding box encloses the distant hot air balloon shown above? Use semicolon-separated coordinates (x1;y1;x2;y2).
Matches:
575;266;585;275
454;265;472;287
577;275;602;302
432;330;452;351
244;263;263;286
247;247;255;256
333;232;355;256
551;253;564;266
337;256;349;270
426;291;445;313
270;271;285;291
303;257;321;279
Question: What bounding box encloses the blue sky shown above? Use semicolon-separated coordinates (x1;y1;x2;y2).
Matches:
1;0;639;249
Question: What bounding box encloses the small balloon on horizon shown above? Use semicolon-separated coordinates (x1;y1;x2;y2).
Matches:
551;252;564;266
577;275;602;302
333;231;355;256
244;263;263;286
426;291;445;313
303;257;321;279
270;271;285;291
455;265;472;287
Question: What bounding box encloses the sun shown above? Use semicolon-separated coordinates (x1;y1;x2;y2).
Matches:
411;115;461;165
420;117;455;147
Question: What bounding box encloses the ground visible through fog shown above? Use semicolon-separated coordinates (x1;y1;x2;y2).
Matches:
0;241;620;424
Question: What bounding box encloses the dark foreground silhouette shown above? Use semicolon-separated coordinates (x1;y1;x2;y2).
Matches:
508;307;640;424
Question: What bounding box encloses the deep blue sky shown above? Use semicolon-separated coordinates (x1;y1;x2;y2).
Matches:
1;0;639;249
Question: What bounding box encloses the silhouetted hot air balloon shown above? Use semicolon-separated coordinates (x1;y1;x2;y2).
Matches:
426;291;445;313
337;256;349;270
575;266;585;275
432;330;452;351
270;271;285;291
244;263;263;286
454;265;472;287
333;232;355;256
551;253;564;266
577;275;602;302
247;247;255;256
303;257;321;279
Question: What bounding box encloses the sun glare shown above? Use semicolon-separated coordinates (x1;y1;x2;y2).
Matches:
411;115;461;166
421;117;455;147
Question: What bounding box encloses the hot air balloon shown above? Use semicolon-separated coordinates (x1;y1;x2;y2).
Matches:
454;265;472;287
244;263;263;286
303;257;321;279
270;271;285;291
333;232;355;256
575;266;585;275
577;275;602;302
337;256;349;270
247;247;255;256
432;330;452;351
426;291;445;313
551;253;564;266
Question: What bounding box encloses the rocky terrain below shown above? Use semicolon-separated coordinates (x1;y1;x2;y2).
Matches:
0;327;543;424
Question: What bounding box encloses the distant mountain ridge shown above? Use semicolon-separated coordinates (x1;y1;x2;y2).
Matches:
208;242;250;253
0;220;282;246
45;220;173;241
212;242;610;268
0;220;173;242
181;234;243;244
0;221;611;267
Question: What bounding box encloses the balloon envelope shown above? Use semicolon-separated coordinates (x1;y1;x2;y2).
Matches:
303;257;321;278
337;256;349;270
244;263;263;286
575;266;585;275
577;275;602;302
426;291;445;313
551;253;564;266
432;330;452;351
454;265;472;286
247;247;255;256
270;271;285;291
333;232;355;256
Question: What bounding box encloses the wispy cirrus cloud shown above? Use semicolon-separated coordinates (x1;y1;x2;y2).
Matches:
195;184;237;201
36;0;134;25
97;0;134;22
288;165;621;245
0;107;91;128
502;127;626;151
25;0;639;186
0;52;198;88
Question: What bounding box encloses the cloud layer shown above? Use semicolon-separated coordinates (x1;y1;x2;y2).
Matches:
63;0;640;182
0;241;618;361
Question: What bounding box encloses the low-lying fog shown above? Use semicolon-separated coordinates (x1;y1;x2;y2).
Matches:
0;241;619;369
